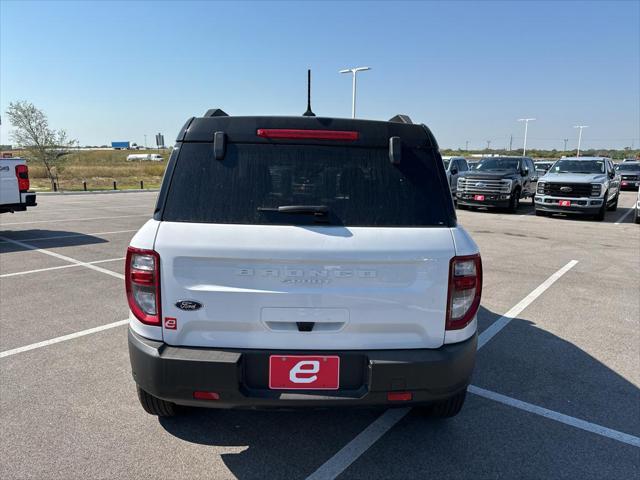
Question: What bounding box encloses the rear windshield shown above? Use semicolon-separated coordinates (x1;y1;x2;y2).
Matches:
161;143;452;226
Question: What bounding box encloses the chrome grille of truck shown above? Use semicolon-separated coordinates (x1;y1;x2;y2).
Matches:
458;178;510;193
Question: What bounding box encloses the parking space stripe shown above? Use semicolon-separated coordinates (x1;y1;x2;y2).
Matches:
0;319;129;359
305;259;579;480
305;407;411;480
0;213;150;226
0;229;137;244
0;235;124;280
477;259;578;349
0;257;125;278
468;385;640;448
614;208;634;224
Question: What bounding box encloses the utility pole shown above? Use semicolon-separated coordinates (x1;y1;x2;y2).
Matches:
486;140;491;150
573;125;589;157
465;140;469;151
563;138;568;151
517;118;535;156
144;134;147;149
339;66;371;118
509;134;513;151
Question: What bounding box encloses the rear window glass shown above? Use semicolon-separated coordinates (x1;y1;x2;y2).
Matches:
162;143;451;227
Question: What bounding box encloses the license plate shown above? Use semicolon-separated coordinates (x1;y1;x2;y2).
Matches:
474;195;485;201
269;355;340;390
559;200;571;207
622;181;628;186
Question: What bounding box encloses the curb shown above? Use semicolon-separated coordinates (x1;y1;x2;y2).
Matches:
37;189;160;196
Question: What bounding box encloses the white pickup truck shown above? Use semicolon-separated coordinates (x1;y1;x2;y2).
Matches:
0;157;37;214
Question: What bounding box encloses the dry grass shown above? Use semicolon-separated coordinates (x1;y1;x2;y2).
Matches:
21;149;169;191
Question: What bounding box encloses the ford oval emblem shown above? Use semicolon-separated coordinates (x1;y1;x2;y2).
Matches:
475;182;486;188
175;300;203;311
560;186;572;192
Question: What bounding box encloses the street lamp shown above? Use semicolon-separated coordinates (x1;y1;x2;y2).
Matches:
517;118;535;156
573;125;589;157
339;66;371;118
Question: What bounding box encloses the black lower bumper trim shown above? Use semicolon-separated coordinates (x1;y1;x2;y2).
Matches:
128;329;477;409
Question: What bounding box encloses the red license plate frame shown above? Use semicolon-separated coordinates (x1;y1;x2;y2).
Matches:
269;355;340;390
474;194;485;201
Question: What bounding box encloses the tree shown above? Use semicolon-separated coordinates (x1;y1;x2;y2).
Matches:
5;100;76;189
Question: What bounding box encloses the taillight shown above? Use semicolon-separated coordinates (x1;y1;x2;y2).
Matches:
125;247;161;326
256;129;359;141
15;165;30;191
446;254;482;330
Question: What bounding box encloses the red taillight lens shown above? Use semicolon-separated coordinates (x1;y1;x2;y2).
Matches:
387;392;413;402
15;165;30;191
256;129;359;141
125;247;161;326
193;391;220;401
446;254;482;330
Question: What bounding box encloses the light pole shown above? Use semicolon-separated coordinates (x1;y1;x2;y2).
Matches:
144;134;147;149
574;125;588;157
339;66;371;118
517;118;535;156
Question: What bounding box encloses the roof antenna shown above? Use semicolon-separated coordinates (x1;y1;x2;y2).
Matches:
303;69;315;117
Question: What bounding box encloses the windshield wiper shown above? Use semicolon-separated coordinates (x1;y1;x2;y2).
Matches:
258;205;329;215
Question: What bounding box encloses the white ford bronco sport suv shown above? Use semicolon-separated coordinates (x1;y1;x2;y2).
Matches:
127;110;482;417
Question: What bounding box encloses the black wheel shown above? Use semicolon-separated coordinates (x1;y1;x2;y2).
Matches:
136;385;177;417
428;389;467;418
508;189;521;213
607;193;619;211
595;193;607;221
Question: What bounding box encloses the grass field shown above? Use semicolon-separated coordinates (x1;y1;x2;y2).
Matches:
24;149;169;191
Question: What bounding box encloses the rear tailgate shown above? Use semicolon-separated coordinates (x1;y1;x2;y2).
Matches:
156;222;455;350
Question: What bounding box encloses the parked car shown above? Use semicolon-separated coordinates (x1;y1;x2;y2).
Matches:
615;161;640;190
441;156;470;197
126;109;481;418
456;156;537;212
0;156;37;214
535;161;555;176
535;157;620;221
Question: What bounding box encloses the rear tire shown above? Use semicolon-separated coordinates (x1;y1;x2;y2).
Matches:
428;389;467;418
136;385;177;417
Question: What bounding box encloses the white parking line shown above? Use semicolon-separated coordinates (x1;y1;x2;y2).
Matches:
0;213;150;226
306;408;411;480
305;259;579;480
478;259;578;349
0;319;129;359
0;229;137;244
0;236;124;280
614;208;635;224
0;257;124;278
468;385;640;448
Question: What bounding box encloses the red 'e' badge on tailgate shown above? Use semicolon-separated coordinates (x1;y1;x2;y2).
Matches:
269;355;340;390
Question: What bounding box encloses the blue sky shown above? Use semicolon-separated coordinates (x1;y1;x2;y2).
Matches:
1;0;638;150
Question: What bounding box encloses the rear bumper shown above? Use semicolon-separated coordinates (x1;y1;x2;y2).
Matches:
0;192;37;213
128;328;477;409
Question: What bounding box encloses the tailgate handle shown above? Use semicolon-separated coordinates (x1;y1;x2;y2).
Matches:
296;322;315;332
213;131;226;160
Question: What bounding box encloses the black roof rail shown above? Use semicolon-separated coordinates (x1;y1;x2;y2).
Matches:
389;114;413;124
203;108;229;118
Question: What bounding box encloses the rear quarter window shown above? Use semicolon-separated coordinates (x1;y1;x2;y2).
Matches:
161;143;453;227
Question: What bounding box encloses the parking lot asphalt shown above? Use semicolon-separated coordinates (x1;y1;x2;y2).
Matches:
1;191;638;479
